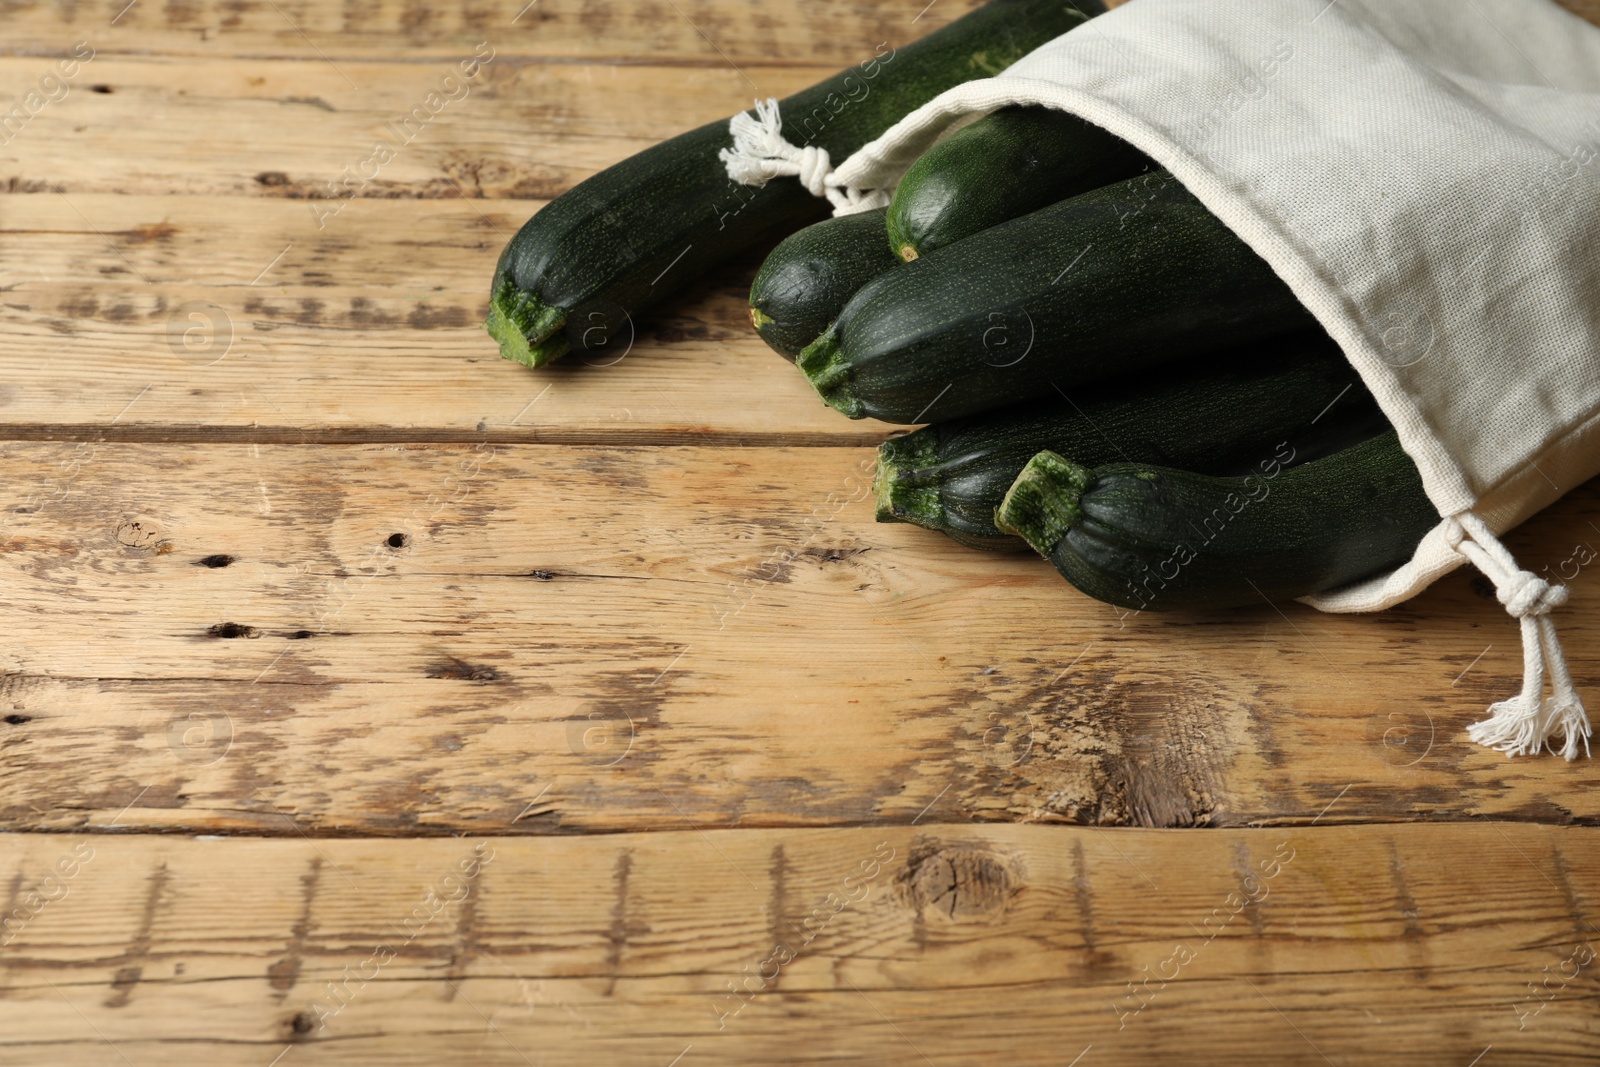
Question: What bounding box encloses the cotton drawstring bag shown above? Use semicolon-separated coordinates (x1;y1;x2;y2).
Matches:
722;0;1600;759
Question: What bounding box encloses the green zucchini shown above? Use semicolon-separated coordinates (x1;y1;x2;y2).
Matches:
876;334;1390;550
486;0;1109;369
996;430;1437;612
799;170;1317;424
749;208;901;359
886;105;1152;261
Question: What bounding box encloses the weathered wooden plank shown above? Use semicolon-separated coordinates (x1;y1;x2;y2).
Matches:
1;441;1595;835
0;57;840;198
0;824;1595;1065
0;50;950;441
1;0;1587;70
0;0;988;63
0;191;877;442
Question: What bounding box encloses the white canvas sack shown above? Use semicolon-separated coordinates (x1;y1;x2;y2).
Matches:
721;0;1600;760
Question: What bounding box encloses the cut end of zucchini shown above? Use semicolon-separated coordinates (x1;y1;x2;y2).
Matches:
797;328;864;418
873;431;941;526
996;450;1093;556
898;244;920;263
487;278;568;369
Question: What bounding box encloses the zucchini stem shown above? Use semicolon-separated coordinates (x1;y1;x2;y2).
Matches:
797;328;864;418
486;277;569;369
873;431;942;527
995;450;1093;555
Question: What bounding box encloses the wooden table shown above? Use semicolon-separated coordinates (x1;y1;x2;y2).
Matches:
2;2;1598;1063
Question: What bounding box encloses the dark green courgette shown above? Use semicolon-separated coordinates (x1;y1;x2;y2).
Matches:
486;0;1108;369
876;334;1390;550
996;430;1437;611
749;208;901;360
886;105;1152;261
799;170;1317;424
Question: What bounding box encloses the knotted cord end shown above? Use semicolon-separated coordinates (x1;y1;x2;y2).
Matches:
719;97;891;214
1446;512;1592;760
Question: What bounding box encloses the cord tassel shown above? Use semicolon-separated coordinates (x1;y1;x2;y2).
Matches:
719;97;891;215
1446;512;1591;760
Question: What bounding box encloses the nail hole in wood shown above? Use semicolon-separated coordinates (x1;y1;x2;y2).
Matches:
207;622;260;639
197;554;235;568
426;656;501;682
387;532;409;549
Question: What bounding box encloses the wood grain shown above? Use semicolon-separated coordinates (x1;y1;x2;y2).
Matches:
0;194;871;443
2;441;1595;836
0;57;844;198
0;54;866;441
0;0;989;62
0;824;1596;1066
0;6;998;445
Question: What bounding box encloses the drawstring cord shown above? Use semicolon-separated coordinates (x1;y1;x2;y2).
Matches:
719;98;891;214
1447;512;1590;760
